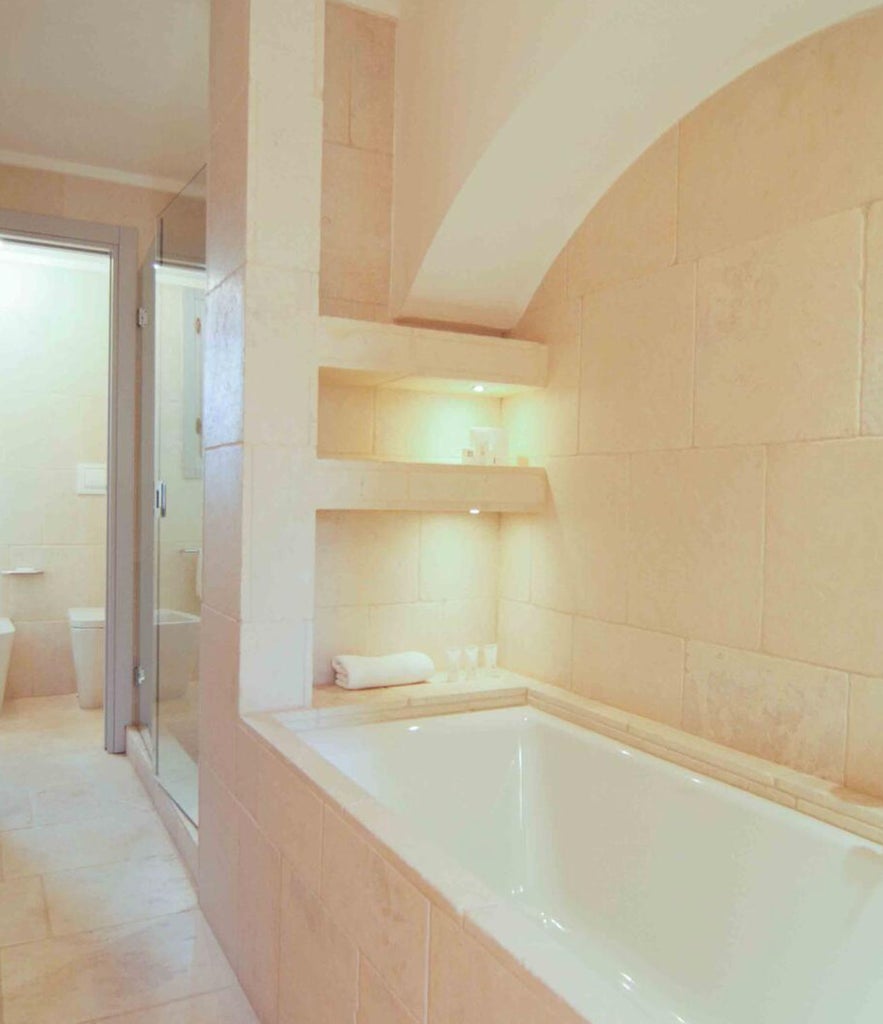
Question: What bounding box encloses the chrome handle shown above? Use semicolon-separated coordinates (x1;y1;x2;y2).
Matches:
178;547;201;555
1;568;44;576
155;481;167;518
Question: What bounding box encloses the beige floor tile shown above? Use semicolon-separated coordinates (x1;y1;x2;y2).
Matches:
30;774;153;827
0;807;175;878
0;910;235;1024
87;987;259;1023
42;855;196;936
0;787;33;832
0;875;49;948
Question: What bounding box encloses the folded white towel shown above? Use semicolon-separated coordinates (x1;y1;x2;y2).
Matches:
332;652;435;690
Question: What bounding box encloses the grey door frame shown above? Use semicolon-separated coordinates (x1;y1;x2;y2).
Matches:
0;207;139;753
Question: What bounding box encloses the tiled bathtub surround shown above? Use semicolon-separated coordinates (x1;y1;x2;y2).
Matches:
230;674;883;1024
499;7;883;796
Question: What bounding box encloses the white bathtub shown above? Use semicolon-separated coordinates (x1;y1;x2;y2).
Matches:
301;705;883;1024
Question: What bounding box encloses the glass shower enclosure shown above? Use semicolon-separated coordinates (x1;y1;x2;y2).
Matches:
139;168;206;824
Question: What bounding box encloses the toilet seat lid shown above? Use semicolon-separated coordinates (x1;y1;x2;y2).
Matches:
68;607;105;629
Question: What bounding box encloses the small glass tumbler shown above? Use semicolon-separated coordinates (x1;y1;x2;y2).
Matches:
483;643;499;676
446;647;462;683
464;645;480;681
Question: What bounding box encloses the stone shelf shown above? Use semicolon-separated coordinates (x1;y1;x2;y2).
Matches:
314;457;547;513
316;315;547;395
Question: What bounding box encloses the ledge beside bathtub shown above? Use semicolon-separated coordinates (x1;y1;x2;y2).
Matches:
246;670;883;848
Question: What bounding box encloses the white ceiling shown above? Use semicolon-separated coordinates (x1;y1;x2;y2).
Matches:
0;0;209;189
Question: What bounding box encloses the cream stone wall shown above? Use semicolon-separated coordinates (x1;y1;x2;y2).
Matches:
500;9;883;797
320;2;395;320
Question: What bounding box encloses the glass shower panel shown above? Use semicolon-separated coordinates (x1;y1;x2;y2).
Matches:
153;167;206;824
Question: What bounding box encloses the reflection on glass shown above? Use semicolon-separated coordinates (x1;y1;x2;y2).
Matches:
154;167;206;825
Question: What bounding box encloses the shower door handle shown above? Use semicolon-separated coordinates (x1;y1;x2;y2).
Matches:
155;481;167;518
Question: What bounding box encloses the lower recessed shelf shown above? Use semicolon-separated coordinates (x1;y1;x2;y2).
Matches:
314;458;546;513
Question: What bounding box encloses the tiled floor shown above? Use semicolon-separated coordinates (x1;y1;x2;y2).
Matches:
0;695;257;1024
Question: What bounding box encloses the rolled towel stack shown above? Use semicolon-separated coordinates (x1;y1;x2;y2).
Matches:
331;652;435;690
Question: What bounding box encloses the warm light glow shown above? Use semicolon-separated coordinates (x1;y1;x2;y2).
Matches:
472;384;485;392
469;508;480;515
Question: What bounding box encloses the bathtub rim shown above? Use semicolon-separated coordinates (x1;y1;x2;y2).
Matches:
242;672;883;1024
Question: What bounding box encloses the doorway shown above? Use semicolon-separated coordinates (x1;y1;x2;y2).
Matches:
0;209;138;752
139;168;206;825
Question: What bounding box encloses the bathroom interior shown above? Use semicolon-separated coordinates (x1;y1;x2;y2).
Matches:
1;0;883;1022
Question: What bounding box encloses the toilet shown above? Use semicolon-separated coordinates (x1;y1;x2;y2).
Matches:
68;607;105;709
0;618;15;711
68;606;200;709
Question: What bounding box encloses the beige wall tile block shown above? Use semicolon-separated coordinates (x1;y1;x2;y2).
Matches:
323;3;353;146
318;383;375;456
278;865;358;1024
316;511;420;607
764;439;883;677
202;444;243;620
204;269;245;454
419;512;499;601
278;864;358;1024
529;507;577;614
497;599;573;689
198;607;239;792
863;202;883;435
428;909;559;1024
678;9;883;259
629;447;765;648
320;243;391;307
236;810;281;1024
358;957;418;1024
684;642;849;781
515;299;580;457
374;389;500;464
846;675;883;798
321;142;392;253
367;602;438;662
320;297;388;321
350;7;396;155
498;514;532;602
246;91;323;273
256;747;323;892
209;0;249;130
695;211;862;446
567;128;678;299
579;263;694;453
313;605;371;684
238;618;311;712
207;90;248;291
321;807;429;1018
244;447;315;623
234;723;263;817
197;765;240;970
5;544;103;622
546;455;630;623
0;875;49;948
572;618;685;726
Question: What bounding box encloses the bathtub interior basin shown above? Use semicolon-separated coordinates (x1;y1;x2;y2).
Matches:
300;705;883;1024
